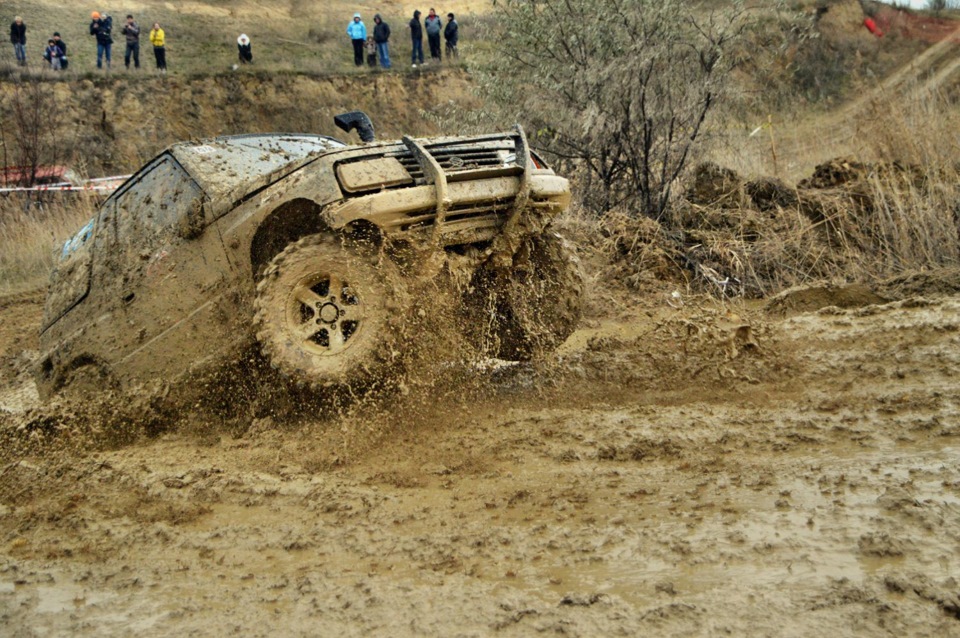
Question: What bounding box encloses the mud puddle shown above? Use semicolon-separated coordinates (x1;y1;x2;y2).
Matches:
3;292;960;635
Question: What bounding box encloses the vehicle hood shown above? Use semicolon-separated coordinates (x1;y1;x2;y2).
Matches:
170;131;531;218
170;134;345;213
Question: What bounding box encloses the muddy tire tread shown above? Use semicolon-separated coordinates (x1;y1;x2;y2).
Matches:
253;234;405;392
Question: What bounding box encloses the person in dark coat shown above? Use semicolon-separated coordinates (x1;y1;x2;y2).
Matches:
53;32;68;70
89;12;113;69
409;10;423;67
237;33;252;64
444;13;458;59
373;14;391;69
122;14;140;69
10;16;26;66
424;8;441;61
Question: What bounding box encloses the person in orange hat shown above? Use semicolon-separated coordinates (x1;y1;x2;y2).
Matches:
89;11;113;69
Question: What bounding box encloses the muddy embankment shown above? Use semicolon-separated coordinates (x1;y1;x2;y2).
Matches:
0;68;478;174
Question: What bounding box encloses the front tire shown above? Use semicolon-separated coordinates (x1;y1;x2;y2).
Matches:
253;234;406;390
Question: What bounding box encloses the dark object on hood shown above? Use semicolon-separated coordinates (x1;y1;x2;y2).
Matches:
335;111;376;143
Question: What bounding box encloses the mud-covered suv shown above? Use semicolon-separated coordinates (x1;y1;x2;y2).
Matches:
35;113;583;398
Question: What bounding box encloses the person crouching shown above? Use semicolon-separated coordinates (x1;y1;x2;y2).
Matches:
43;38;63;70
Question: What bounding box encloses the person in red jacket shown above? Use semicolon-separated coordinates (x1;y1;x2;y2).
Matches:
863;17;883;37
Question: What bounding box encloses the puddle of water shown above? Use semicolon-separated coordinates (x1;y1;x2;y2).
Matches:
33;583;114;614
0;379;39;414
468;440;960;606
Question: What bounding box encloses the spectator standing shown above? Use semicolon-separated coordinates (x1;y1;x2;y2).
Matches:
409;10;423;67
346;13;366;67
43;38;62;70
149;22;166;73
373;14;391;69
122;15;141;69
10;16;26;66
444;13;458;59
90;12;113;70
365;35;376;67
53;32;67;70
237;34;252;64
424;8;442;62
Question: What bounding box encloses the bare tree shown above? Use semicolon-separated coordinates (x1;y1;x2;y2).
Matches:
2;78;67;186
485;0;747;219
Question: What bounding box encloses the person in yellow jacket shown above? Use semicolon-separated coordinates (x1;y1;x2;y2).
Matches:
149;22;166;72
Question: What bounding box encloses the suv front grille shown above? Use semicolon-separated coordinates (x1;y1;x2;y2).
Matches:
336;137;519;196
390;147;507;181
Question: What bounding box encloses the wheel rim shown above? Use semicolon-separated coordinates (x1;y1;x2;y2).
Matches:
284;270;365;356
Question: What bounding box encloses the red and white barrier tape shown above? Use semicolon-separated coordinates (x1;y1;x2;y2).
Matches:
0;175;131;194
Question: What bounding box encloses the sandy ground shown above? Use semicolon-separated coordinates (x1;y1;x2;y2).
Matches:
1;283;960;636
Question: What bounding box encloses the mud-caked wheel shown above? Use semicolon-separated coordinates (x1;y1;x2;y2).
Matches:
254;234;406;389
465;233;584;361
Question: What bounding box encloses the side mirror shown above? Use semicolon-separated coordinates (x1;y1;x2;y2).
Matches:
178;196;206;239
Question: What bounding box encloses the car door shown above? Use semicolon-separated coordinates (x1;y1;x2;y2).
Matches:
89;154;233;382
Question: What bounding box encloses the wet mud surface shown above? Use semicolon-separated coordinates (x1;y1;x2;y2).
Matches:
2;287;960;636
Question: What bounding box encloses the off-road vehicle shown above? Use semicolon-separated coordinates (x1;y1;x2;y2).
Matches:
35;113;583;398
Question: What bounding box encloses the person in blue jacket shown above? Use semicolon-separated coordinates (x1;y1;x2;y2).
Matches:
346;13;366;67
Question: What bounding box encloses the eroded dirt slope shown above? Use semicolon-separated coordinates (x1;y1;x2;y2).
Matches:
0;69;480;175
1;279;959;636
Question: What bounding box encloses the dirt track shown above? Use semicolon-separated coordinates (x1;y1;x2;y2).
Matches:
2;281;960;636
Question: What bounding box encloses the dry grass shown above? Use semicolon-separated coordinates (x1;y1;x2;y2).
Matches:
557;86;960;300
0;195;97;295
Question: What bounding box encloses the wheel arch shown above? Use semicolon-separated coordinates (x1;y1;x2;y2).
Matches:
249;198;334;279
50;353;118;395
249;198;385;279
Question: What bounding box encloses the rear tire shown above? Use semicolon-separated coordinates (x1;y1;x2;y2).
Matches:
253;234;407;390
54;360;117;402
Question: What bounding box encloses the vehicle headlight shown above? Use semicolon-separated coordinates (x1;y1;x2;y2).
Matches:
501;151;546;169
337;157;413;193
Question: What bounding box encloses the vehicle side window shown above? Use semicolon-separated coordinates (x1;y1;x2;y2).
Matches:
94;155;203;306
111;155;201;231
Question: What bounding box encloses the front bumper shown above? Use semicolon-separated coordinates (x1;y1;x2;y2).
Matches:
324;173;570;246
326;126;570;247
